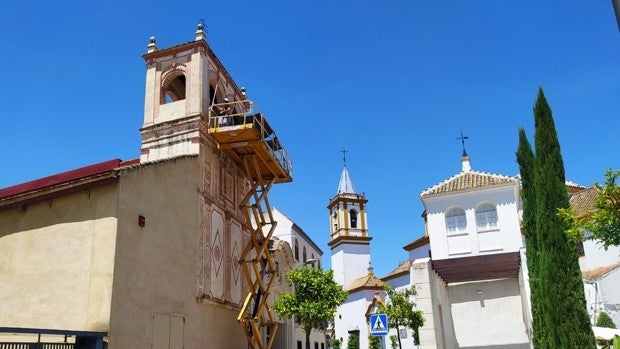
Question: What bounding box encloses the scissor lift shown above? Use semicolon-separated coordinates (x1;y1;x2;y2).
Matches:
207;100;292;349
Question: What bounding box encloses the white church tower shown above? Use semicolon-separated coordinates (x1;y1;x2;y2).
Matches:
328;158;371;289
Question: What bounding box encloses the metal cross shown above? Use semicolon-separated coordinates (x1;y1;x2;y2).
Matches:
457;131;469;157
340;148;349;165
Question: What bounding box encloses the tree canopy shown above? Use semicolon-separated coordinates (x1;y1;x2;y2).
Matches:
272;265;348;349
377;284;424;348
516;88;595;348
560;169;620;249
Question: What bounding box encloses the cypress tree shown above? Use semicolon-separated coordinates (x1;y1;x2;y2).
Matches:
530;88;595;348
516;128;543;347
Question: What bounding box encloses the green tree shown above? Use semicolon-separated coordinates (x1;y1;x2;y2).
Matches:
377;284;424;348
517;88;595;348
272;266;348;349
346;332;359;349
389;335;398;349
560;169;620;249
368;334;381;349
596;312;617;348
516;127;544;347
597;312;616;329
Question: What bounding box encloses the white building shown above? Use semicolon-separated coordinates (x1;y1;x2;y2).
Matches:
570;186;620;328
330;154;533;349
270;208;327;349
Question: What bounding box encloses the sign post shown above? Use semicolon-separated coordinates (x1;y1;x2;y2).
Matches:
369;313;388;336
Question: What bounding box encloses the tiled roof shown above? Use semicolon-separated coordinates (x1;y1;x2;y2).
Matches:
420;170;517;198
569;186;599;217
582;263;620;281
346;272;384;293
0;159;125;200
382;261;411;281
403;235;429;252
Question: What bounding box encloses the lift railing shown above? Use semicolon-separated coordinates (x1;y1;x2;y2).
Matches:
207;100;292;177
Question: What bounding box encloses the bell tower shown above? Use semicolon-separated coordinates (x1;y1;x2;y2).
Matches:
328;160;371;288
139;23;246;163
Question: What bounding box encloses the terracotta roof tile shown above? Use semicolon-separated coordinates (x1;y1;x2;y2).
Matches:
382;261;411;281
346;273;384;293
420;170;517;198
582;263;620;281
569;186;600;217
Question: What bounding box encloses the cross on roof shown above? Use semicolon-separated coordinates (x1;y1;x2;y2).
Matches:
340;148;348;166
457;131;469;157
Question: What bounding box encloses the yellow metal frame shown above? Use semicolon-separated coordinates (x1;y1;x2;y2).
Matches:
207;101;291;349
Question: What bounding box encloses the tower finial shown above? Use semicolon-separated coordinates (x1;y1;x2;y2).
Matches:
457;131;469;157
340;148;348;166
147;36;158;53
195;19;207;41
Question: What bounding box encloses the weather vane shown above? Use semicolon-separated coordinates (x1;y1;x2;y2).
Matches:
457;131;469;157
340;148;348;166
198;18;208;34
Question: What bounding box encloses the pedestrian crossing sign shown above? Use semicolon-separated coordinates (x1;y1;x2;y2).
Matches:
370;313;388;336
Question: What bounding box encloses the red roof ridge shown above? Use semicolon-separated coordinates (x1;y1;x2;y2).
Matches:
0;159;123;200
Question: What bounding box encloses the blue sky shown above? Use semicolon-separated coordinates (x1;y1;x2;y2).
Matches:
1;1;619;277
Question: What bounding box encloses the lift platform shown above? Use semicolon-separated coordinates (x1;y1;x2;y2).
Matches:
207;100;292;349
207;100;292;184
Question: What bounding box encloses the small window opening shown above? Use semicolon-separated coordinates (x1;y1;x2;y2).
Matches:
162;75;186;104
294;239;299;261
303;246;307;263
349;209;358;228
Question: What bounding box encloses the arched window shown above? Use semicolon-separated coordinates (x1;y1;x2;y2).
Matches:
162;74;186;104
294;239;299;261
333;212;338;232
303;246;307;263
476;204;498;231
349;209;358;228
445;208;467;234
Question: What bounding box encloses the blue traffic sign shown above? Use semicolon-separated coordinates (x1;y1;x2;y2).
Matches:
369;313;388;336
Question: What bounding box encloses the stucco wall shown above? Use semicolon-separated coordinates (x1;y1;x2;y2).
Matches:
424;185;522;260
0;183;118;332
331;243;371;289
448;279;529;348
108;156;247;349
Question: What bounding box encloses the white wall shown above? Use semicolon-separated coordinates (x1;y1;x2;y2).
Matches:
424;185;522;260
331;243;371;289
333;290;375;349
448;279;530;348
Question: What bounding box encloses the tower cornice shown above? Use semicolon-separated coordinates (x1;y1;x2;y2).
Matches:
328;235;372;248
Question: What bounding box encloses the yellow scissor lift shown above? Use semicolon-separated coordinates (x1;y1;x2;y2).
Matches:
207;100;292;349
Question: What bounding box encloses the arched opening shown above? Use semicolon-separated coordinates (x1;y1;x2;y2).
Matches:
161;74;186;104
294;239;299;261
445;207;467;234
349;209;358;228
476;203;498;231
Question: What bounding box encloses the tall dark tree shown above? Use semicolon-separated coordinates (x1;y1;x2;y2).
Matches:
518;88;595;348
516;128;544;347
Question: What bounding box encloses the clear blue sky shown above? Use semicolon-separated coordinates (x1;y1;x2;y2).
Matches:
1;1;619;277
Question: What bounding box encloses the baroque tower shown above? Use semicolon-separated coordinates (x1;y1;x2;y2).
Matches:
328;162;371;288
140;24;246;162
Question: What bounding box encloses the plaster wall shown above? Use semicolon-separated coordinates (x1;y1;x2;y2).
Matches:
331;243;371;289
0;184;118;332
108;155;246;349
599;270;620;327
448;279;529;348
333;290;375;349
271;208;323;267
424;185;522;260
408;243;431;261
579;240;620;270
